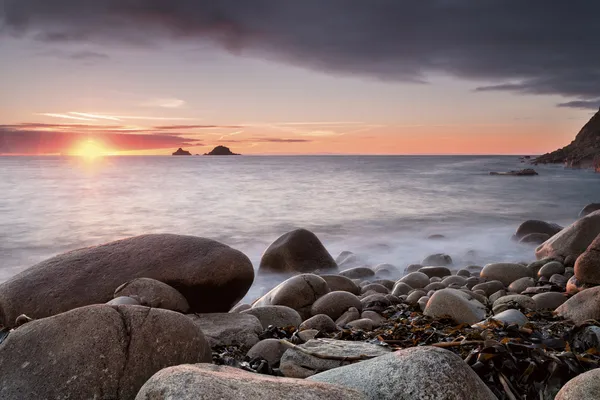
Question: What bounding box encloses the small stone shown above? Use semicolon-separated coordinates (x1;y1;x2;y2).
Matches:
360;283;389;295
424;288;487;325
241;305;303;329
538;261;565;278
418;266;452;278
472;280;505;296
361;293;391;312
246;339;288;366
299;314;339;332
441;275;467;287
187;313;263;349
361;311;386;327
298;329;320;342
106;296;141;306
391;282;413;296
549;274;568;288
508;277;536;294
519;233;550;245
422;253;453;266
320;275;361;295
424;282;446;291
347;318;374;330
489;290;507;304
114;277;190;313
311;291;362;320
338;267;375;280
480;263;532;286
398;272;430;289
418;296;429;312
555;368;600;400
492;294;536;314
405;290;427;305
532;292;567;310
404;264;423;274
335;307;360;327
457;269;471;277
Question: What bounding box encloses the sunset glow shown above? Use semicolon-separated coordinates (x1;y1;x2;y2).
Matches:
70;139;110;159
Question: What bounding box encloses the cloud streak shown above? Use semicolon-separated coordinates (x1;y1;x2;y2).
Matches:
2;1;600;106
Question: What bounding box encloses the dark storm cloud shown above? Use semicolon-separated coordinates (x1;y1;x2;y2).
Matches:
2;1;600;105
0;128;197;154
557;100;600;110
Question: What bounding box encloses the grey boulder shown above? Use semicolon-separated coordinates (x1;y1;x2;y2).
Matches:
187;313;263;349
311;291;362;320
246;339;288;366
241;305;303;329
536;210;600;260
480;263;532;286
423;289;486;325
556;286;600;324
555;368;600;400
114;277;189;313
320;274;361;295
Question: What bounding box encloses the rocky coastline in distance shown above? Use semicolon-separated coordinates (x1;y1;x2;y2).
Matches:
172;145;240;156
2;207;600;398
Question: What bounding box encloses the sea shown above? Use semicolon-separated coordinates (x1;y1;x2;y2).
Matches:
1;155;599;297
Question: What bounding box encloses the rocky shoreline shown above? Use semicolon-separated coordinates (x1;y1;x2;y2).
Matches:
2;210;600;398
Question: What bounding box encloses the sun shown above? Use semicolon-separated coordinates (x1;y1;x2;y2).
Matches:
71;139;109;159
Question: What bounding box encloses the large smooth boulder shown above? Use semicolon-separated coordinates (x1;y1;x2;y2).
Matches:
135;364;366;400
579;203;600;218
308;347;496;400
114;277;190;313
0;234;254;327
515;220;563;240
480;263;532;286
574;234;600;284
556;286;600;324
320;275;361;295
536;210;600;260
423;289;486;325
0;305;211;400
241;305;302;329
311;291;362;320
187;313;263;349
253;274;330;319
259;229;337;274
555;368;600;400
280;339;391;378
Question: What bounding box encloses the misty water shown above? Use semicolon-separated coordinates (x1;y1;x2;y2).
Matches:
1;155;599;300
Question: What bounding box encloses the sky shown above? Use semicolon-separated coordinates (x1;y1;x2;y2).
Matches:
1;1;599;155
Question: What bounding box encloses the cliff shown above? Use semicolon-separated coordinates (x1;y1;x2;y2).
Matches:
172;148;191;156
535;108;600;171
204;146;240;156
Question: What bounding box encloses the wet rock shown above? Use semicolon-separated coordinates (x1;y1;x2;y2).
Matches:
556;285;600;324
391;282;413;296
574;234;600;284
527;258;554;277
492;294;537;314
475;309;529;328
460;289;487;305
360;283;389;295
480;263;532;286
298;329;320;342
515;220;563;240
187;313;262;349
361;311;386;327
406;290;427;305
536;210;600;261
230;303;252;313
424;282;446;291
0;305;211;400
572;326;600;351
555;368;600;400
371;279;395;290
430;276;442;282
300;314;339;332
418;266;451;278
538;261;566;278
565;275;596;295
339;267;375;280
457;269;471;277
424;288;486;325
280;339;391;378
135;364;367;400
241;305;302;329
360;293;391;312
0;234;254;327
114;277;190;313
398;272;430;289
308;347;496;400
107;296;141;306
550;274;568;288
373;264;401;279
519;233;551;245
320;275;361;295
579;203;600;218
508;277;536;294
422;253;453;267
246;339;288;366
441;275;467;287
418;296;429;312
472;280;505;296
532;292;567;310
259;229;337;274
404;264;423;274
466;276;481;289
311;291;362;320
335;307;360;326
253;274;330;319
347;318;374;330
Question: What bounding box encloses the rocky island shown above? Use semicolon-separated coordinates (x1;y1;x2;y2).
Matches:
172;148;191;156
535;108;600;171
204;145;240;156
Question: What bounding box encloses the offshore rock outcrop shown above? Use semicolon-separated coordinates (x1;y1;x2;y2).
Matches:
204;145;240;156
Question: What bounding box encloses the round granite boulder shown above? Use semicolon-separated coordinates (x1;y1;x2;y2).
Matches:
536;211;600;261
241;305;303;329
320;275;361;295
556;286;600;324
555;368;600;400
259;229;337;274
114;278;190;313
574;235;600;285
480;263;532;286
398;272;430;289
424;289;486;325
515;220;562;240
311;291;362;320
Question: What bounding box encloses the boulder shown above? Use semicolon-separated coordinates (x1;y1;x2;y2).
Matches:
515;220;563;240
404;264;423;274
108;296;141;306
398;272;430;289
519;233;551;245
241;305;302;329
472;280;505;296
338;267;375;280
187;313;263;349
441;275;467;287
361;310;386;327
538;261;566;278
114;277;189;313
550;273;569;288
556;286;600;324
347;318;374;330
360;283;389;294
0;234;254;327
308;346;496;400
311;291;362;320
300;314;339;332
335;251;362;268
536;211;600;260
280;339;391;378
555;368;600;400
423;289;486;325
230;303;252;313
406;290;427;305
574;234;600;284
391;282;413;296
490;168;538;176
246;339;288;366
566;275;596;295
335;307;360;326
508;277;536;294
0;305;211;400
135;364;367;400
418;266;451;278
320;274;361;295
421;253;453;266
492;294;537;314
373;264;401;279
532;292;567;310
259;229;337;274
360;293;391;312
253;274;330;319
480;263;532;286
487;309;529;327
424;282;447;291
579;203;600;218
